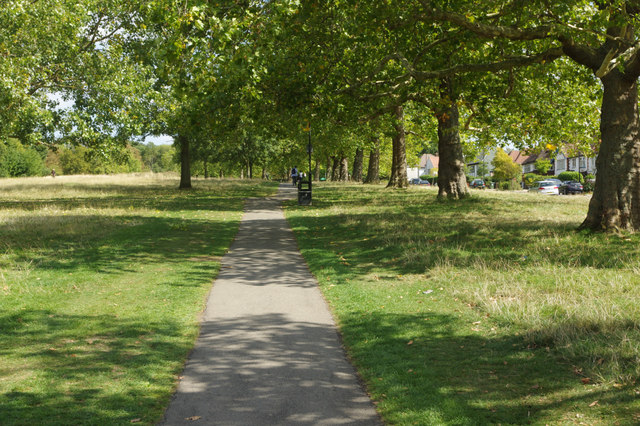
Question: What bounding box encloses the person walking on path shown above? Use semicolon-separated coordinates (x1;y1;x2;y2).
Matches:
161;183;380;425
290;166;299;186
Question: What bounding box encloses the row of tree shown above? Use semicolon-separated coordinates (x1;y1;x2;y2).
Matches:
3;1;640;231
0;138;176;177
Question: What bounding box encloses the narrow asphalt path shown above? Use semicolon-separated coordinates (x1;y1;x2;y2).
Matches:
161;184;381;425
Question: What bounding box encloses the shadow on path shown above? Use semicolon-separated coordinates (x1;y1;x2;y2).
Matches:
161;185;380;425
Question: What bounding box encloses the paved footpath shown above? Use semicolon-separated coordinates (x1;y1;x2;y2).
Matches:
161;184;381;425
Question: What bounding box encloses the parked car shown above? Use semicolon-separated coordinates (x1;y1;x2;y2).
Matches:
559;180;584;195
528;180;559;195
410;178;431;186
470;179;486;189
546;178;563;187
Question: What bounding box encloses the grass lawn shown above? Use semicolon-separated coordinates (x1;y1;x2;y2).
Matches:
0;173;278;425
285;183;640;425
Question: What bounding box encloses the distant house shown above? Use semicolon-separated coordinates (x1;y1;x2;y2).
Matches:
521;151;552;174
554;151;596;175
508;150;530;168
466;149;496;177
407;154;439;179
465;148;535;177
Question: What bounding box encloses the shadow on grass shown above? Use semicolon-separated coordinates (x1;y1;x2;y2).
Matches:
1;214;237;283
0;194;245;214
340;311;634;424
286;193;637;278
0;310;192;425
0;180;278;213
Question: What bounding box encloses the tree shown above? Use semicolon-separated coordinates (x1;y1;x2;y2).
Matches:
417;1;640;231
0;0;147;147
352;148;364;182
363;138;381;184
535;158;553;175
0;139;46;177
492;148;521;182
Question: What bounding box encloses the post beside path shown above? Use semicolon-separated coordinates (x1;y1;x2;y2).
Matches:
161;184;381;425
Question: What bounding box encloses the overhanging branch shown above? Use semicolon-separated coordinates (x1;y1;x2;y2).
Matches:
411;48;564;81
418;1;553;41
595;42;640;78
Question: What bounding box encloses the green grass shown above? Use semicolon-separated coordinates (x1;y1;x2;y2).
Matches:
285;183;640;425
0;173;278;425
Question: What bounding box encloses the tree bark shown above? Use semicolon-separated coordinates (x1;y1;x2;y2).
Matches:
178;134;192;189
331;156;340;181
435;79;469;199
352;148;364;182
339;155;349;181
314;161;320;181
386;105;408;188
203;155;209;179
325;156;331;181
580;70;640;231
364;139;380;184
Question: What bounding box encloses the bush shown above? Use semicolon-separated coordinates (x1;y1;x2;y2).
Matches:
426;176;438;185
0;139;46;177
558;171;584;183
583;174;596;192
59;144;144;175
523;173;547;188
498;180;521;191
492;148;522;181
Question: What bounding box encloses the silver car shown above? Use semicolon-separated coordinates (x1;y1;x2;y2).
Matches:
528;180;560;195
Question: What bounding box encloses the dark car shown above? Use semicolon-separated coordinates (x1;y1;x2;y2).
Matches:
410;178;431;186
470;179;486;189
559;181;584;195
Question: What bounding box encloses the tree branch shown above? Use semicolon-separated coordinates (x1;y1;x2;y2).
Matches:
417;1;553;40
558;35;602;70
411;48;564;81
595;42;640;78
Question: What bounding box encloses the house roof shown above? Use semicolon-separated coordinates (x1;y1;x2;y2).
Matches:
418;153;439;168
521;151;550;165
507;150;529;165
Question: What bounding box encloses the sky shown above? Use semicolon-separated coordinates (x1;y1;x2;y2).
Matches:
145;135;173;145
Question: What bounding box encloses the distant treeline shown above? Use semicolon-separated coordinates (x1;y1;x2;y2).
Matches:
0;139;178;177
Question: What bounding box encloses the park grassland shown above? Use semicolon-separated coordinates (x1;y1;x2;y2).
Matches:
0;174;278;425
285;183;640;425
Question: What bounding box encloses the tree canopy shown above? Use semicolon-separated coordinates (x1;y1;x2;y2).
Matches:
5;0;640;231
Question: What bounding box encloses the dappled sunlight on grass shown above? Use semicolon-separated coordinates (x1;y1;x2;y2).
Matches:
286;183;640;424
0;175;278;425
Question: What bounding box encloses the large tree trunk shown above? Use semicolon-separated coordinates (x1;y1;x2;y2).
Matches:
364;139;380;184
436;79;468;199
178;134;192;189
314;161;320;181
352;148;364;182
331;156;340;181
387;105;408;188
339;155;349;181
580;71;640;231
